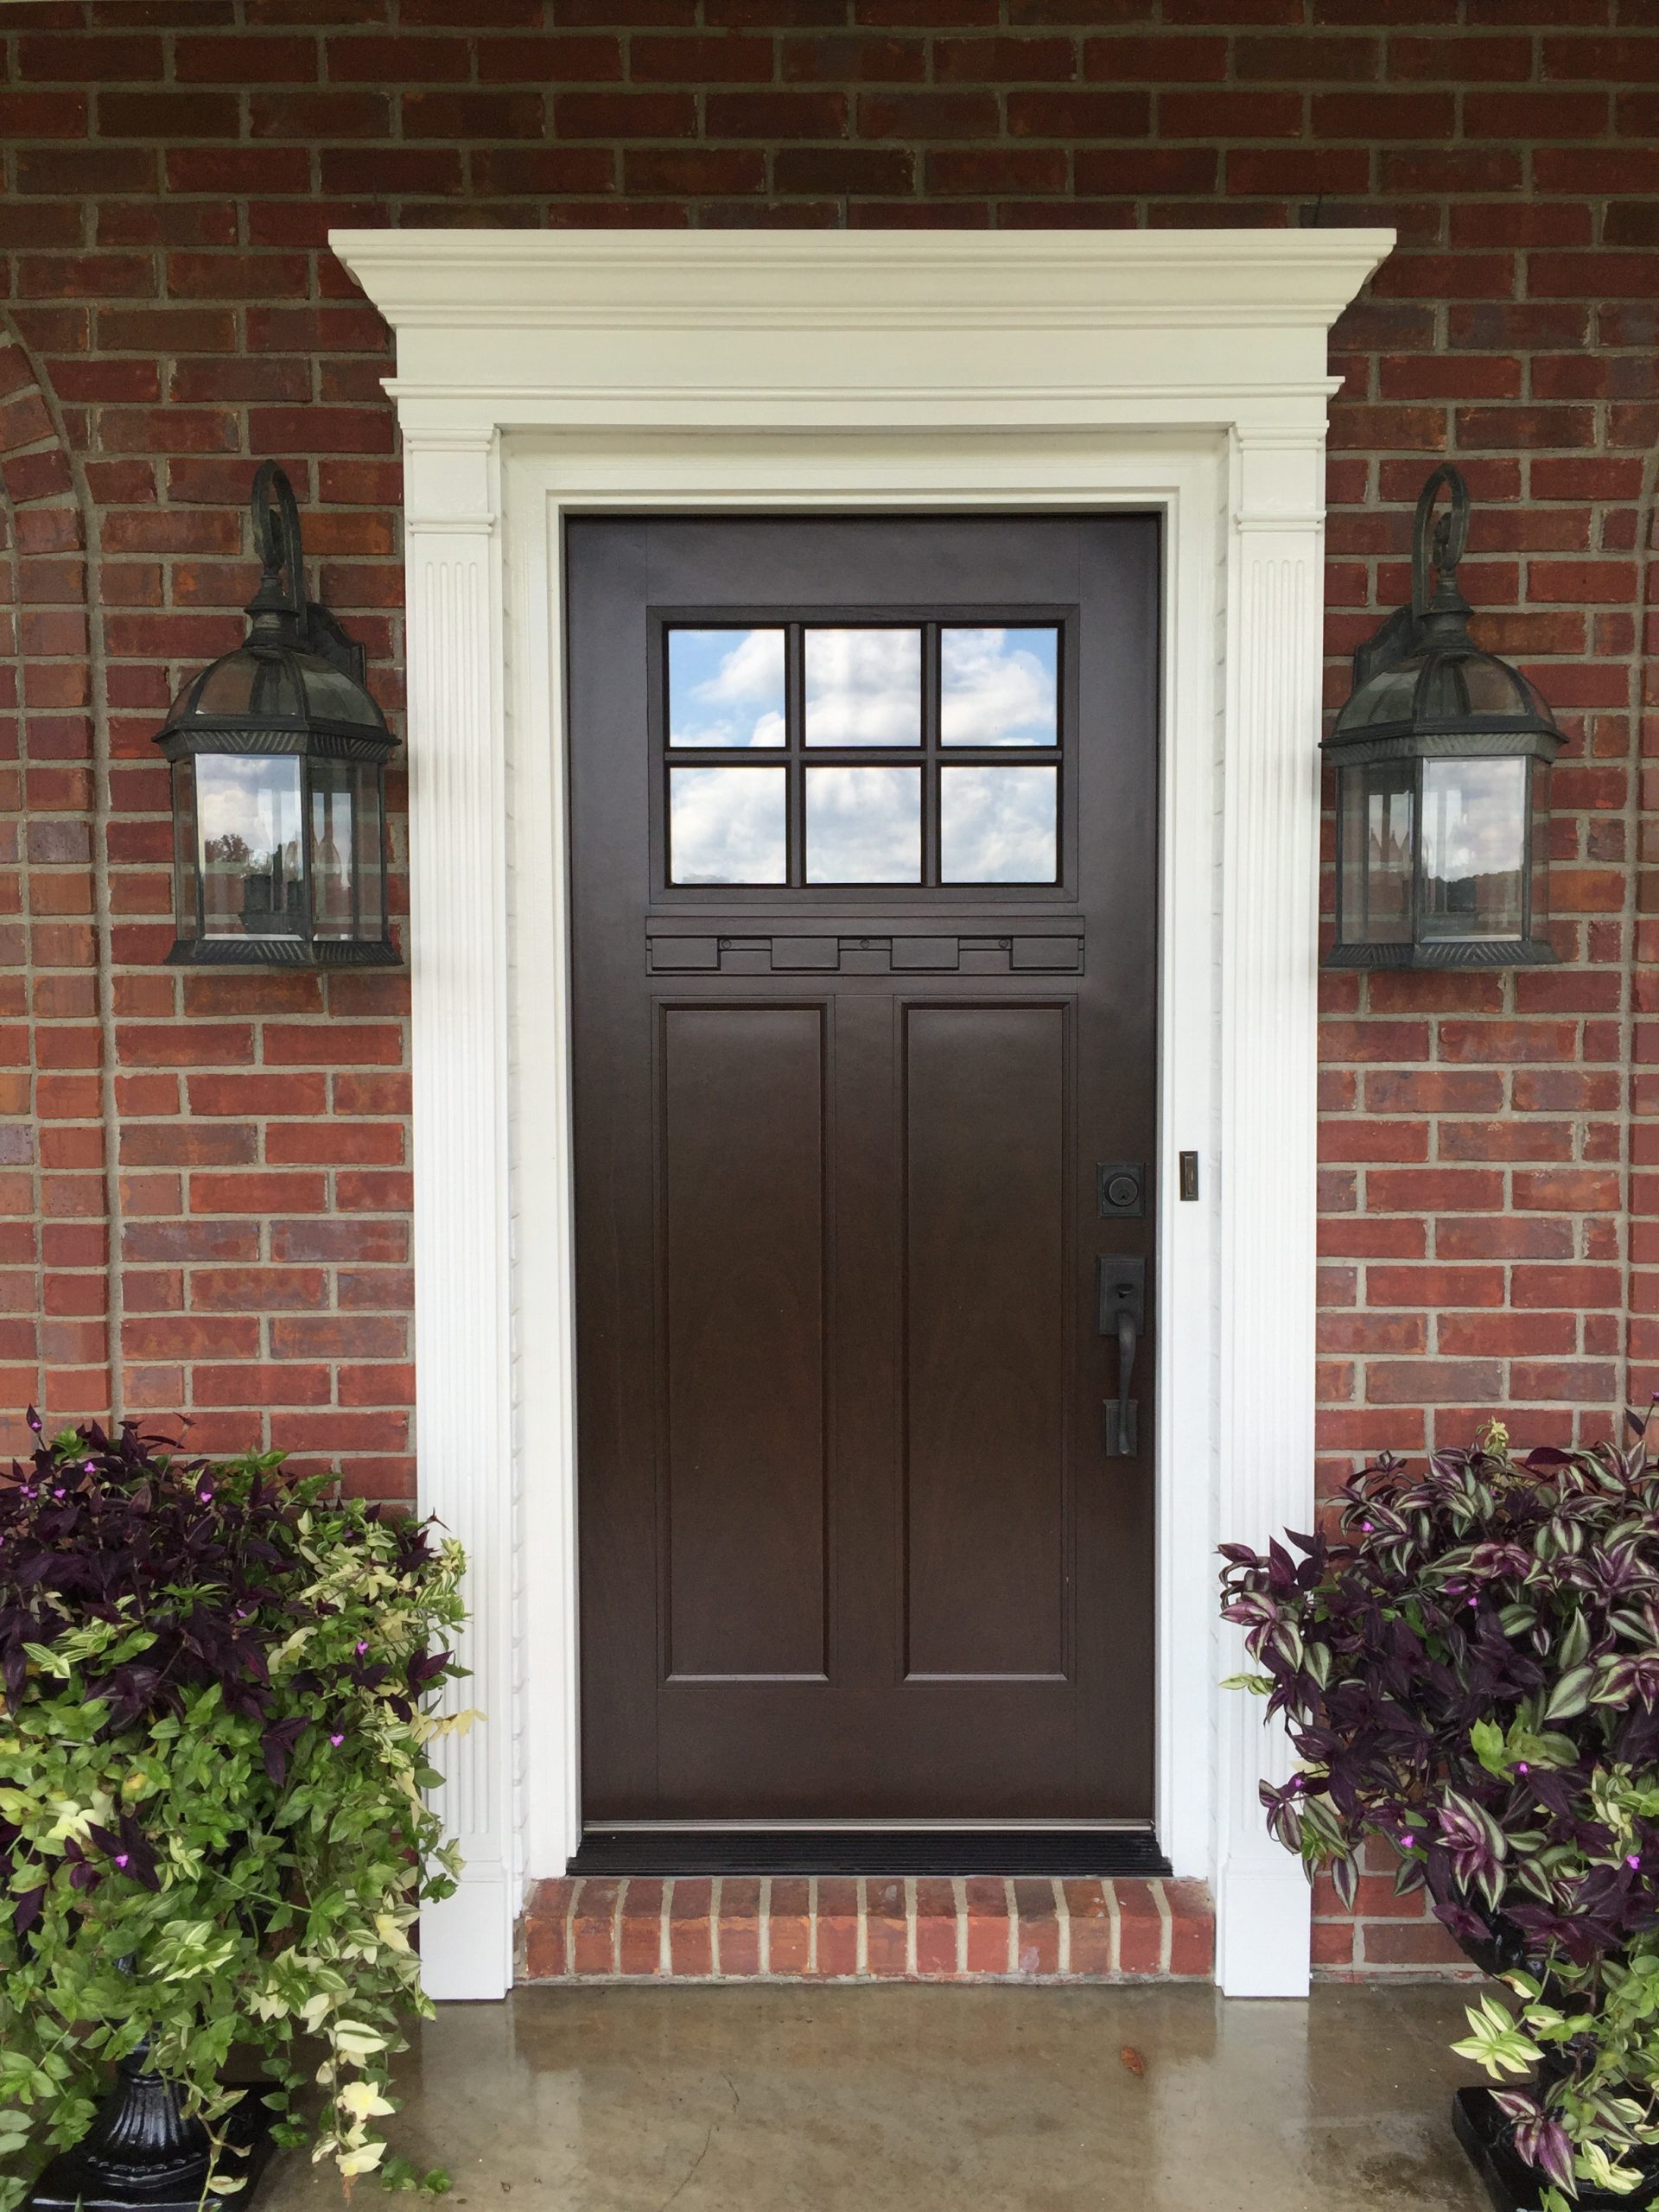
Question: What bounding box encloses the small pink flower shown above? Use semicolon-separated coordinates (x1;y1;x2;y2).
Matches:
114;1853;129;1870
356;1641;368;1656
1629;1854;1642;1870
1516;1763;1529;1774
330;1733;345;1747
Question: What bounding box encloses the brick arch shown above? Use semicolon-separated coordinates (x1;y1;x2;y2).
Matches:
0;315;107;1438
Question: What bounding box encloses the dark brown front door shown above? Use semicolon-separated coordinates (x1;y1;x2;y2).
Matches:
569;514;1159;1828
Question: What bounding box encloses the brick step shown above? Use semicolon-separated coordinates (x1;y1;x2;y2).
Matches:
519;1875;1214;1984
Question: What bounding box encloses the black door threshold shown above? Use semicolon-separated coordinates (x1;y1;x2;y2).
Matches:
569;1828;1172;1878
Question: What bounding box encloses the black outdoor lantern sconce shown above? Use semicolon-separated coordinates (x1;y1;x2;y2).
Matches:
156;462;401;968
1323;462;1564;969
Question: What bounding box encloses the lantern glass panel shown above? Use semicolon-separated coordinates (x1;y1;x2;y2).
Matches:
299;656;388;731
1338;759;1414;949
193;649;301;723
1420;754;1528;944
171;758;199;944
1529;757;1552;946
195;753;304;939
309;756;358;939
353;764;385;938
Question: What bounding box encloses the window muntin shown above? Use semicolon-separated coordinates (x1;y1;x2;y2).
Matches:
661;617;1065;889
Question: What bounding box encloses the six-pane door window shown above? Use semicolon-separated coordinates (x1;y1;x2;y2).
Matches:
664;623;1062;888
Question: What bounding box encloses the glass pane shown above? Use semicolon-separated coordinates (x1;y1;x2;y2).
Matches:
354;764;385;937
299;655;385;731
1338;760;1414;948
804;628;921;747
669;766;786;885
1421;754;1527;941
171;758;199;942
194;648;302;722
668;628;785;749
310;757;358;939
195;754;305;938
940;626;1059;747
1528;759;1550;946
804;766;921;884
939;766;1058;884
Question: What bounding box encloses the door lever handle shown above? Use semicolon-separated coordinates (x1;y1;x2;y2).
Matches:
1097;1255;1146;1459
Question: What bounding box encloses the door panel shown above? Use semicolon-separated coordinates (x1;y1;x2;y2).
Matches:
661;1001;829;1683
903;1001;1070;1683
568;512;1160;1827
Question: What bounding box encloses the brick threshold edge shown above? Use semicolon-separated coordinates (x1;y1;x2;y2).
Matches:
519;1875;1214;1983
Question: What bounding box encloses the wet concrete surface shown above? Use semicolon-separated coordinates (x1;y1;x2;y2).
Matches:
264;1982;1493;2211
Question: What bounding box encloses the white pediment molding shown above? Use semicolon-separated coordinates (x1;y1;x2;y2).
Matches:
334;228;1392;429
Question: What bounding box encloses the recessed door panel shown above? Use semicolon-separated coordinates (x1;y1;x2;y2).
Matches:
661;1001;829;1681
903;1001;1070;1682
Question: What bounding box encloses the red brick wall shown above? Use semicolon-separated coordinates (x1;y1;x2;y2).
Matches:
2;0;1656;1974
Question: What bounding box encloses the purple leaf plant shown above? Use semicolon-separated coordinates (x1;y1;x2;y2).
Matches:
1221;1415;1659;2209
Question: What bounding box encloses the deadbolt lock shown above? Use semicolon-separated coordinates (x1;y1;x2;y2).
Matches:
1096;1161;1145;1219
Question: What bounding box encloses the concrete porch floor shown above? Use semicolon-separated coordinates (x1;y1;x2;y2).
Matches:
265;1983;1492;2211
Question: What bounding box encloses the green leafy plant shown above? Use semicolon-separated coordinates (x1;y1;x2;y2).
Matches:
1221;1420;1659;2209
0;1414;474;2212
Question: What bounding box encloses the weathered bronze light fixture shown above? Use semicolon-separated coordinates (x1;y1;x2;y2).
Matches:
156;462;401;967
1323;462;1563;969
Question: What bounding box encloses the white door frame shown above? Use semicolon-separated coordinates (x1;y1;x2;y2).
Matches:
333;228;1392;2005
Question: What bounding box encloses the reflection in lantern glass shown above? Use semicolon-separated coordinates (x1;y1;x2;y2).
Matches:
195;754;304;938
1339;760;1414;949
1421;756;1527;941
310;757;358;938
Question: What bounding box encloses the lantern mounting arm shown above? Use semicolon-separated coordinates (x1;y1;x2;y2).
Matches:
1352;461;1473;690
244;461;367;684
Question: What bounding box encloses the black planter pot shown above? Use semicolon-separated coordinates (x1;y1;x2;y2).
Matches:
1446;1900;1659;2212
25;2044;276;2212
1453;2086;1659;2212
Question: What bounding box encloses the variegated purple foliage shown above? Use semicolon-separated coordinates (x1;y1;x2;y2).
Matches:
1221;1418;1659;2207
0;1412;447;1915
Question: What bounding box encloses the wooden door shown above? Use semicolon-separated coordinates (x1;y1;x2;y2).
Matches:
568;514;1160;1829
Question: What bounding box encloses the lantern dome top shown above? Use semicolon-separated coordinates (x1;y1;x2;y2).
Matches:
1325;461;1564;762
1332;627;1559;749
153;461;397;763
159;637;392;755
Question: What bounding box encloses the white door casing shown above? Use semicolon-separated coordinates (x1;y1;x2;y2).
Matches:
332;229;1392;2003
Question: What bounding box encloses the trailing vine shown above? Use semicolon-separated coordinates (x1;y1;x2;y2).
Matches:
0;1416;472;2210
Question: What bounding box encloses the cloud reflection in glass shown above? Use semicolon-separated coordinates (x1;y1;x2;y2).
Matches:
804;628;922;747
941;626;1058;747
668;628;786;749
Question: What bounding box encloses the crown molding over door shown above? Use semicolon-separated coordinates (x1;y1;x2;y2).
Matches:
333;226;1393;2004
